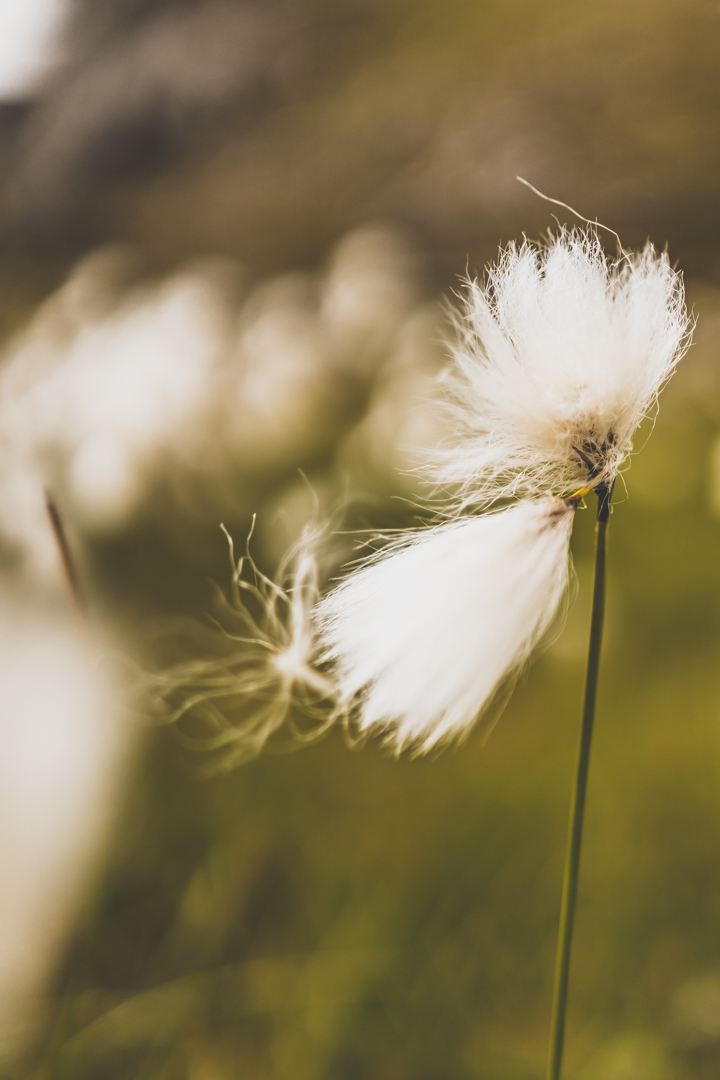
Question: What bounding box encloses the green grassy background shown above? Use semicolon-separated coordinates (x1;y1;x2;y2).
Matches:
4;1;720;1076
18;299;720;1080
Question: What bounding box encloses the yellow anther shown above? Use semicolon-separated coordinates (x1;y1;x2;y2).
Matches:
568;481;597;500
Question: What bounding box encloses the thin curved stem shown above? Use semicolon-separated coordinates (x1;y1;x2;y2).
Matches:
546;484;611;1080
45;490;87;617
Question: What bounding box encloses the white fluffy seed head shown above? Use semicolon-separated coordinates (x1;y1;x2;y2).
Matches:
314;497;575;754
431;229;691;509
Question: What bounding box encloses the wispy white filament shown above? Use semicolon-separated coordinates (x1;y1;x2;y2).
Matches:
315;498;575;753
161;524;338;767
433;229;691;508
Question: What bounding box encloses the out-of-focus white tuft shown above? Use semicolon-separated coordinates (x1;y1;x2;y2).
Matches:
0;225;421;583
337;303;448;496
0;0;69;100
160;523;339;768
315;497;575;754
432;229;691;509
0;250;235;578
217;225;419;474
0;598;126;1058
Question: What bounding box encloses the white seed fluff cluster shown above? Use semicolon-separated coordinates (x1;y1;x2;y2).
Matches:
313;227;691;753
315;499;575;753
433;230;691;508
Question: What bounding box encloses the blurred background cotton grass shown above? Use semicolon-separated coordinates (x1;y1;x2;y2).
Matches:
2;1;720;1078
0;594;125;1061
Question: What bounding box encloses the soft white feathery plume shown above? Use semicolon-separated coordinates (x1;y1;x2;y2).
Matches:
432;228;691;508
0;598;126;1058
315;498;575;753
162;521;338;766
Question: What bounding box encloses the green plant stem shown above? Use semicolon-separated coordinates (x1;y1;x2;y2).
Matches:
546;485;612;1080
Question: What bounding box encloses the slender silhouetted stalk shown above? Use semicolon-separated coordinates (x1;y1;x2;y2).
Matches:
45;490;87;617
546;482;613;1080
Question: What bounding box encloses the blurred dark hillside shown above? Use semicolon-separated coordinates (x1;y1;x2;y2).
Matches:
1;0;720;285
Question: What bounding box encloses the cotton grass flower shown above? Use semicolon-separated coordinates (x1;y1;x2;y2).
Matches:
311;226;691;1078
314;227;690;753
433;229;691;510
315;497;576;753
160;227;690;768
